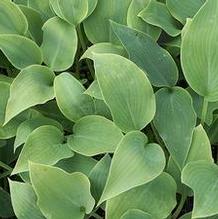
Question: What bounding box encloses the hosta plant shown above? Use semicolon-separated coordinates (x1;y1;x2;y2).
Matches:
1;0;218;218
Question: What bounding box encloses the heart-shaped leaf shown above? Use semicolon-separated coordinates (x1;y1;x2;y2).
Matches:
99;131;165;204
30;163;95;219
4;65;55;124
41;17;78;71
94;53;155;133
12;125;73;174
68;115;123;156
121;210;152;219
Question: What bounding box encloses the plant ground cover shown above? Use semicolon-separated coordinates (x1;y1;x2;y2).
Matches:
1;0;218;218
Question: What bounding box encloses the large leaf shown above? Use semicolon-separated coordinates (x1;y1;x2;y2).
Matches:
0;0;28;34
99;131;165;204
54;73;95;122
0;35;42;70
121;210;152;219
9;180;44;219
111;21;178;87
106;173;177;219
41;17;78;71
12;125;73;174
4;65;55;124
139;0;181;37
181;0;218;101
0;187;14;218
30;163;95;219
68;115;123;156
182;161;218;218
94;53;155;133
83;0;132;43
154;87;196;168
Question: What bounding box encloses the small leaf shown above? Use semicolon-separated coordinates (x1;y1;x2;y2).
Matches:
4;65;55;124
41;17;78;71
0;0;28;35
54;73;95;122
30;163;95;219
0;35;42;70
68;115;123;156
94;53;155;133
121;210;152;219
9;180;44;219
12;125;73;174
99;131;165;204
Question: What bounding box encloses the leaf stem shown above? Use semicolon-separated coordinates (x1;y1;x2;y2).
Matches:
0;161;13;172
172;190;187;219
200;98;208;126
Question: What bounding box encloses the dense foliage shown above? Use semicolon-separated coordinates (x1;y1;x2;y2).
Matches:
0;0;218;218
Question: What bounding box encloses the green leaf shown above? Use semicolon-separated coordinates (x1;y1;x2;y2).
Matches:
94;53;155;133
85;80;103;100
121;210;152;219
0;187;14;218
139;0;181;37
166;0;205;24
12;125;73;174
181;0;218;101
127;0;161;40
4;65;55;124
154;87;196;168
106;173;177;219
83;0;132;43
111;21;178;87
30;163;95;219
182;161;218;218
68;115;123;156
54;73;95;122
0;0;28;35
99;131;165;204
0;35;42;70
41;17;78;71
9;180;44;219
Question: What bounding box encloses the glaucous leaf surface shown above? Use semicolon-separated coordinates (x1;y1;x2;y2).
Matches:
154;87;196;168
4;65;55;124
54;73;95;122
99;131;165;204
0;0;28;35
84;80;103;100
68;115;123;156
0;187;14;218
181;0;218;101
106;173;177;219
41;17;78;71
9;180;45;219
30;163;95;219
111;21;178;87
182;161;218;218
139;0;181;37
12;125;73;174
121;210;152;219
0;35;42;70
94;53;156;133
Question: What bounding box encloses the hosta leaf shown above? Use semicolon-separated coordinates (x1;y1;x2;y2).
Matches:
94;53;155;133
87;0;98;17
181;0;218;101
9;180;44;219
111;21;178;87
93;99;112;120
106;173;177;219
127;0;161;40
182;161;218;218
0;35;42;70
99;131;165;204
14;0;28;5
4;65;55;124
0;187;14;218
89;154;111;201
154;87;196;168
41;17;78;71
49;0;65;20
139;0;181;37
179;212;218;219
54;73;95;122
68;115;123;156
0;0;28;35
83;0;132;43
85;80;103;100
12;125;73;174
121;210;152;219
166;0;205;24
30;163;95;219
